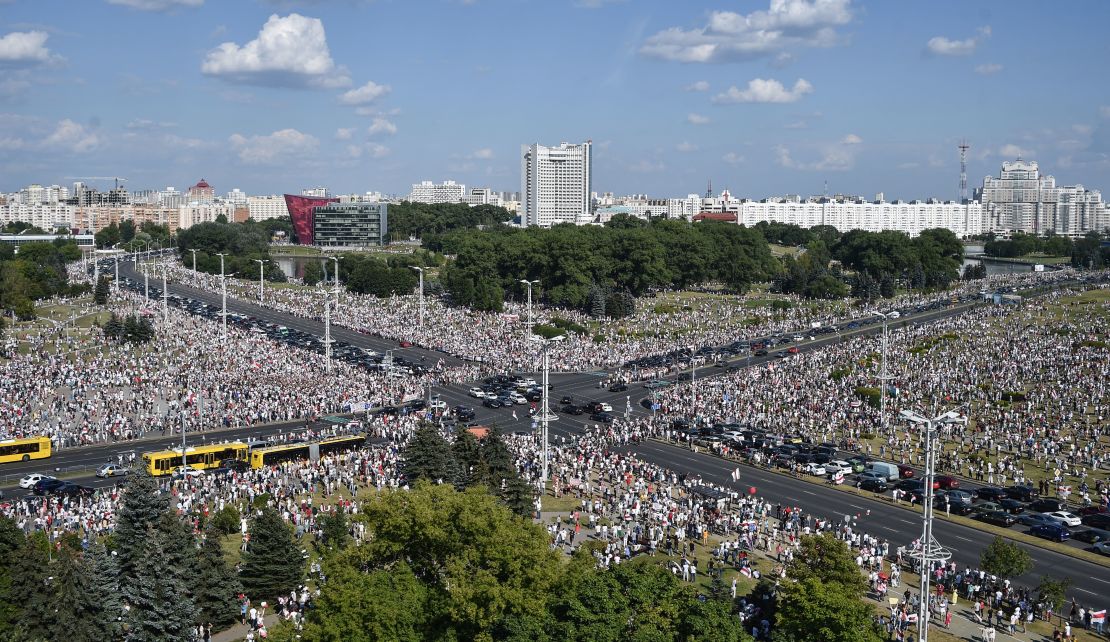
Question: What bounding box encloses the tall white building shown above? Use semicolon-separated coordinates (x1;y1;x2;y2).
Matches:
247;195;289;221
302;187;329;198
178;203;235;230
463;187;504;208
158;187;185;208
225;188;249;207
0;203;75;230
521;140;592;227
408;180;465;204
977;159;1106;235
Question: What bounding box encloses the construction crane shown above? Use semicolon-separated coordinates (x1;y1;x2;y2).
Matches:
65;176;129;190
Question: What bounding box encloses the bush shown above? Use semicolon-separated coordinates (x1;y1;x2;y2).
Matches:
549;317;587;335
770;299;793;310
593;333;606;344
532;324;566;340
829;366;852;381
1074;340;1108;350
1001;391;1026;403
853;386;881;408
252;493;272;510
210;505;241;536
653;303;679;314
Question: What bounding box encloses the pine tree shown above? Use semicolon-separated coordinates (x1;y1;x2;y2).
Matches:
587;284;607;318
452;430;481;489
195;527;243;629
116;467;170;603
47;547;102;642
125;526;198;642
103;312;124;341
9;534;51;642
502;476;535;518
479;426;516;487
94;275;110;305
157;512;200;589
240;507;305;602
88;543;124;640
402;423;454;484
879;272;895;298
0;516;26;637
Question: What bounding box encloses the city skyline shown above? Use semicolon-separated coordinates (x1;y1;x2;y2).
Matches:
1;0;1109;199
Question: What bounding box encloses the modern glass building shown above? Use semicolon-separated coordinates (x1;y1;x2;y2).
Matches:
312;202;388;247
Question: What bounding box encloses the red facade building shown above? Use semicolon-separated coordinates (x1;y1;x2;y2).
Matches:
283;194;338;245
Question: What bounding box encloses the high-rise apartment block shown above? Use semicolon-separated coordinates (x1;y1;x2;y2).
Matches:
247;195;289;221
409;180;465;204
521;141;592;227
976;159;1106;235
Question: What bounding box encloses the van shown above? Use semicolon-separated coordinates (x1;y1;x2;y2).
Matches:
866;461;899;481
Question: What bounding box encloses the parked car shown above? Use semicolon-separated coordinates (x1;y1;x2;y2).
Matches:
560;404;583;415
607;383;628;392
1018;513;1058;528
803;462;826;476
53;482;95;498
1095;541;1110;555
824;460;854;475
19;473;55;489
859;478;889;492
935;475;960;490
590;412;615;424
96;463;130;478
468;387;485;398
897;464;916;479
1029;523;1070;542
1027;498;1067;513
1082;513;1110;529
997;499;1026;515
856;471;888;484
1043;511;1082;527
974;501;1004;514
974;487;1010;503
1072;528;1110;544
172;465;203;480
482;398;503;409
977;510;1016;527
1005;485;1039;502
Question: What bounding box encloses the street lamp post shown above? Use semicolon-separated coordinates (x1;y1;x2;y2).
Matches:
874;311;892;436
160;263;168;325
216;253;228;342
529;334;565;506
143;263;150;302
520;279;539;328
330;256;343;310
322;288;332;374
113;257;119;293
689;346;698;451
899;408;964;642
189;249;198;285
254;259;269;302
411;266;424;327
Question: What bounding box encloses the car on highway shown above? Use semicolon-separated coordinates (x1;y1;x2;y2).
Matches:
454;406;476;422
171;465;203;480
976;510;1016;527
211;459;250;475
897;464;916;479
995;498;1026;514
468;387;486;398
974;487;1010;503
1043;511;1082;527
855;471;887;485
1029;523;1070;542
935;475;960;490
19;473;54;489
846;456;870;473
858;478;888;492
1018;513;1058;528
1095;541;1110;555
560;396;574;405
802;462;826;476
482;398;503;409
32;478;67;495
824;460;854;475
1005;485;1039;502
753;349;769;356
1082;513;1110;529
607;383;628;392
973;501;1004;514
95;463;129;478
1027;498;1067;513
508;392;527;405
590;412;615;424
428;399;448;411
1072;528;1110;544
53;482;95;498
560;404;583;415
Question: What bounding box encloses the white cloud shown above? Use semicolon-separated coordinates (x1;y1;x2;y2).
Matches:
0;31;62;65
346;142;390;159
1099;105;1110;119
684;80;710;92
640;0;853;63
999;143;1033;159
202;13;350;88
334;127;354;140
974;63;1003;75
926;26;990;56
628;158;664;173
784;120;808;129
840;133;862;144
676;141;698;152
775;133;860;171
712;78;812;104
574;0;627;7
687;112;710;125
228;128;318;164
722;151;744;165
44;119;100;153
125;119;178;130
107;0;203;11
367;117;397;136
470;148;494;159
339;80;391;105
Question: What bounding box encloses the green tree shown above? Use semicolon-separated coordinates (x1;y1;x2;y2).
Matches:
0;518;26;637
88;543;124;640
119;219;136;243
775;575;883;642
47;547;103;642
402;423;455;484
452;429;481;488
786;532;867;592
1035;575;1072;614
95;222;121;249
979;536;1033;582
317;511;351;553
9;534;51;641
94;275;110;305
116;467;171;600
195;528;243;629
302;260;324;286
299;562;429;642
210;504;241;536
125;525;198;642
240;506;305;601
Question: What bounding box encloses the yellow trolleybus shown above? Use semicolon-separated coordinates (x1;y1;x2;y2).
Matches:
249;434;365;469
142;442;249;476
0;436;51;464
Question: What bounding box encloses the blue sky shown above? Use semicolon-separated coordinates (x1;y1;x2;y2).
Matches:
1;0;1109;200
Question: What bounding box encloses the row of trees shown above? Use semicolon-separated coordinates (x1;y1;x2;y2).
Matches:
0;239;86;320
387;202;515;240
983;231;1074;258
175;220;287;283
101;312;157;343
94;220;173;250
428;216;780;312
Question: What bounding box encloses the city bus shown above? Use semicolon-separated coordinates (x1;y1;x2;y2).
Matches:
142;442;249;476
0;436;52;464
249;434;366;469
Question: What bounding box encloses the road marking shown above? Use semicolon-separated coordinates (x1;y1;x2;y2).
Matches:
800;490;817;496
953;536;973;542
1076;588;1097;595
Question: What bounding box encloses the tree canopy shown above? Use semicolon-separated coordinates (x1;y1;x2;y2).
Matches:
388;201;515;241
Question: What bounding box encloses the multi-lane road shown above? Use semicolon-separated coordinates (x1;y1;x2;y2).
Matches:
9;258;1106;600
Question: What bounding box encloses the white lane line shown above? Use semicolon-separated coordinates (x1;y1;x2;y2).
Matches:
953;536;973;542
801;490;818;496
1076;588;1097;595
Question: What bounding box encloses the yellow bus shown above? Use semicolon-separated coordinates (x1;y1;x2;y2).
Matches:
249;434;366;469
0;436;51;464
143;442;249;476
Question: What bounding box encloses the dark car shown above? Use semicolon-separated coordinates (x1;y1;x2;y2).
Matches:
859;478;888;493
998;499;1027;515
582;401;604;414
560;404;583;415
482;398;503;409
977;510;1016;527
590;412;615;424
754;349;769;357
32;478;67;496
406;399;427;411
1082;513;1110;529
560;396;574;405
897;465;916;479
212;458;250;474
935;475;960;490
1005;485;1039;502
974;487;1010;503
1027;498;1067;513
454;406;476;422
607;383;628;392
1072;528;1110;544
1030;523;1070;542
53;482;95;498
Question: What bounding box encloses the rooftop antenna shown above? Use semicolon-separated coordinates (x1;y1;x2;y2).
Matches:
823;179;828;199
958;139;970;202
705;179;713;199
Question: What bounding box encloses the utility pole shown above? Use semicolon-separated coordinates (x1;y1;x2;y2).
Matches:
690;348;697;450
530;334;564;508
520;279;538;328
876;311;892;435
254;259;268;302
114;257;119;293
330;256;342;311
143;264;149;302
323;289;332;374
161;263;168;325
899;409;963;642
189;249;198;285
411;266;424;326
216;253;228;343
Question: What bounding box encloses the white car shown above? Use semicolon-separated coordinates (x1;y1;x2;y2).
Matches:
509;392;528;405
19;473;54;489
824;460;853;475
721;431;745;442
803;462;827;476
95;463;129;478
468;387;485;398
1044;511;1082;527
428;399;447;410
172;465;203;479
888;311;901;319
792;335;804;342
598;402;613;412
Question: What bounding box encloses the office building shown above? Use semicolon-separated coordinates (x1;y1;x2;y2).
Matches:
409;180;466;204
158;187;186;208
312;202;388;247
284;194;339;245
301;186;329;198
247;195;289;221
463;187;504;207
977;159;1107;235
225;188;248;207
521;140;592;227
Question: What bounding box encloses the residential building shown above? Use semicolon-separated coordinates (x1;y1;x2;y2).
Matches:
247;195;289;221
521;140;592;227
409;180;466;204
178;203;235;230
976;159;1107;235
1;233;94;251
312;202;388;247
75;205;179;234
0;203;75;230
302;186;329;198
158;187;186;208
186;179;214;204
226;188;248;207
463;187;504;207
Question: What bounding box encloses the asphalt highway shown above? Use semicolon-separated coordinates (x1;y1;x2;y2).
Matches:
626;440;1110;601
